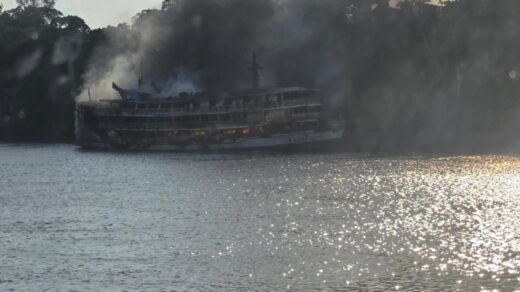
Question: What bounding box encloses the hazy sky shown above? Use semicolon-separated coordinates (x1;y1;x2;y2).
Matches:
1;0;162;28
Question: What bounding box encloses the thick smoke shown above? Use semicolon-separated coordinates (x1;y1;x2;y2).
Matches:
78;0;357;101
78;0;520;152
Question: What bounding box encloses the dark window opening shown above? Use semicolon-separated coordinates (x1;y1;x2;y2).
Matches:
220;114;231;121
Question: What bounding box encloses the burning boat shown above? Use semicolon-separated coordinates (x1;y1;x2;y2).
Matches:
75;56;345;150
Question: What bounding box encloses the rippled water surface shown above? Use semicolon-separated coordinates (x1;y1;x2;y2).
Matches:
1;144;520;291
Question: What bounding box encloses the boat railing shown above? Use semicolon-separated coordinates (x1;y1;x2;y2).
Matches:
97;112;321;131
98;121;248;131
94;100;321;116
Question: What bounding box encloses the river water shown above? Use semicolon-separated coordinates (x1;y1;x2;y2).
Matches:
1;144;520;291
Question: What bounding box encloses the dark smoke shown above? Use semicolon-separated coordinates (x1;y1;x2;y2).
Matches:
80;0;520;153
80;0;358;100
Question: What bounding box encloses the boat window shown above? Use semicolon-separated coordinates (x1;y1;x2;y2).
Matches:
220;114;231;121
268;95;278;105
232;113;242;121
309;105;321;113
173;103;184;109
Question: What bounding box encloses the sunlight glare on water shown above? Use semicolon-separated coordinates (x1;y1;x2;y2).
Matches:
0;145;520;290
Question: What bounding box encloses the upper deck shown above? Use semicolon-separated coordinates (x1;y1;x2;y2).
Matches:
79;87;322;117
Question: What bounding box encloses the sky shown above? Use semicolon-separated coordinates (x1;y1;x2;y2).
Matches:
1;0;162;28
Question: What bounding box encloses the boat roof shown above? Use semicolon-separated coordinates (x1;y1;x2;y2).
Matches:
92;86;316;104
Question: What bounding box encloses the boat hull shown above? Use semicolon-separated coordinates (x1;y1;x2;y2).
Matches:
76;128;345;151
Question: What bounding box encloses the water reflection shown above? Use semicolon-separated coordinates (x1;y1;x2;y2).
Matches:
0;145;519;290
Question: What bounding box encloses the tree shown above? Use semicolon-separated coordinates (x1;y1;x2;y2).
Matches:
161;0;177;11
16;0;56;8
8;3;62;26
51;16;90;33
132;9;160;27
0;0;94;142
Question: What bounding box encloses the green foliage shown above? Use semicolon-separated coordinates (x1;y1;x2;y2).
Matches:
161;0;177;10
0;1;96;141
16;0;56;8
51;16;90;33
132;9;161;27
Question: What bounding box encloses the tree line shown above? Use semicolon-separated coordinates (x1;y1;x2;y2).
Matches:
1;0;520;151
